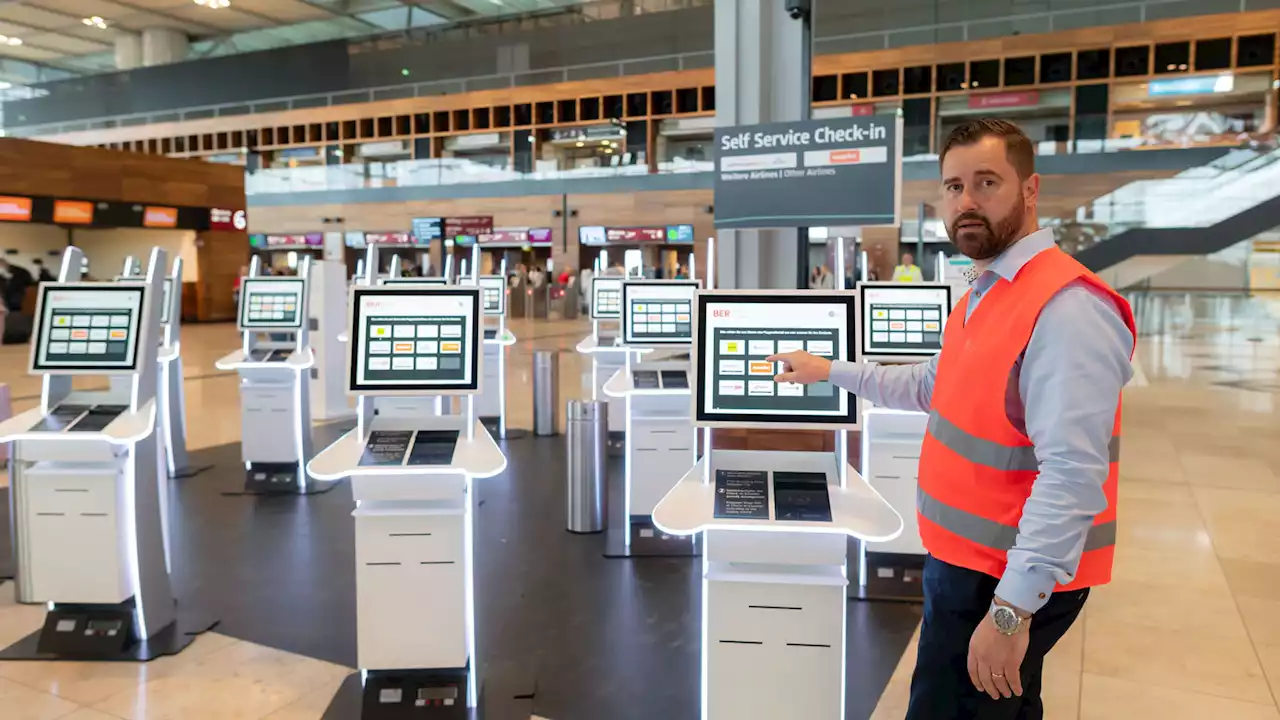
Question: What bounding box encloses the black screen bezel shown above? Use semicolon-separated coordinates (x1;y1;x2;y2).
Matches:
857;281;952;360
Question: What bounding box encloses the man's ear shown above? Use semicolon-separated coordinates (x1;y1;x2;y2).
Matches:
1023;172;1041;209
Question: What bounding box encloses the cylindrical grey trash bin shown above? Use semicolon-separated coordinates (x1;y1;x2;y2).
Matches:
566;400;607;533
533;350;561;436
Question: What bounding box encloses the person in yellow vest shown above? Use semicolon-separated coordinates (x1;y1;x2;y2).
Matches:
892;251;924;282
768;118;1134;719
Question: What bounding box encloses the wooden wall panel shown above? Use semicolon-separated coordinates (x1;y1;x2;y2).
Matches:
196;230;249;321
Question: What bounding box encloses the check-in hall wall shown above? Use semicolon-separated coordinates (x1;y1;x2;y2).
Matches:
0;222;70;275
70;228;198;282
249;189;717;284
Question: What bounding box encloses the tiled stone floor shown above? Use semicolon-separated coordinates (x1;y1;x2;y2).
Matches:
0;292;1278;719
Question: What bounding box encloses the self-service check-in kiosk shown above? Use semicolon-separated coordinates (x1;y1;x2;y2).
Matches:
0;247;214;661
601;278;701;557
307;283;506;717
854;281;952;600
216;256;329;494
116;255;195;478
652;290;902;720
575;273;635;451
464;272;518;439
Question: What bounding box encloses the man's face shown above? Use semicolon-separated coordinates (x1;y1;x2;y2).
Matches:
940;136;1038;260
902;253;914;266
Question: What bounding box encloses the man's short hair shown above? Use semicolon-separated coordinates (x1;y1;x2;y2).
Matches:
940;118;1035;180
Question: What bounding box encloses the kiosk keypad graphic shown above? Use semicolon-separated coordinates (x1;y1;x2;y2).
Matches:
711;327;840;413
46;310;134;363
362;314;468;383
247;293;299;326
629;299;692;341
867;304;942;351
592;278;622;319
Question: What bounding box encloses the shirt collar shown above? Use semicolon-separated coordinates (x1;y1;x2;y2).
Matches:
977;227;1056;284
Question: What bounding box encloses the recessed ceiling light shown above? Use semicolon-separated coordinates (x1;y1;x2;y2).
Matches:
82;16;108;29
0;36;22;46
193;0;231;8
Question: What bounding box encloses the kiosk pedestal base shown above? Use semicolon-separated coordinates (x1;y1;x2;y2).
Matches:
603;516;700;559
170;463;214;480
0;601;219;662
223;463;340;496
854;550;925;602
322;668;480;720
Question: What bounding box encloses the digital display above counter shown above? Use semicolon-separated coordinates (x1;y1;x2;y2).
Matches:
695;291;858;428
580;225;696;245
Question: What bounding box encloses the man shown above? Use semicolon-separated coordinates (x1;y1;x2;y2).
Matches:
892;251;924;282
769;118;1134;719
0;258;33;312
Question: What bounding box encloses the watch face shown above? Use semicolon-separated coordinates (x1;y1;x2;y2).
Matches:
992;606;1020;633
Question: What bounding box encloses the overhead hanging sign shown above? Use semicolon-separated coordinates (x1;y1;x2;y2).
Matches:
714;116;902;229
209;207;247;231
411;217;442;242
606;227;665;243
444;216;493;237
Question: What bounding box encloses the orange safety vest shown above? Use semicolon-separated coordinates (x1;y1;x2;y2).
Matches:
916;245;1135;592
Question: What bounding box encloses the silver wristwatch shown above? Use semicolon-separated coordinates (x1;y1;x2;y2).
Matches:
989;602;1025;636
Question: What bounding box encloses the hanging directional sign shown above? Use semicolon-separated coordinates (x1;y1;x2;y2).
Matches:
713;116;902;229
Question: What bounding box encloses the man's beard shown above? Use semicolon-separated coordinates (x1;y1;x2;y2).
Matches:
946;202;1025;260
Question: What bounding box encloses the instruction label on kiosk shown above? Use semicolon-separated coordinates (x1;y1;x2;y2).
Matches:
714;469;769;520
714;117;901;228
359;430;414;466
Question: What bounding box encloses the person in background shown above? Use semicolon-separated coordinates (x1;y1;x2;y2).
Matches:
675;264;689;279
31;258;55;282
0;258;33;312
768;118;1134;719
893;251;924;282
528;265;545;288
558;266;572;287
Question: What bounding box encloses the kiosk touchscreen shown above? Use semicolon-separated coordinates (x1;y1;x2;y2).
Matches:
477;275;506;316
348;286;481;395
694;293;857;429
32;285;145;373
238;277;305;330
591;276;623;320
621;280;699;346
857;281;951;362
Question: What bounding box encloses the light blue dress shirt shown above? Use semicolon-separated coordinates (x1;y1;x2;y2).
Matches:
830;228;1133;613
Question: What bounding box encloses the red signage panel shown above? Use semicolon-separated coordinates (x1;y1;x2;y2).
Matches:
210;208;247;231
445;216;494;237
968;91;1040;109
605;227;666;243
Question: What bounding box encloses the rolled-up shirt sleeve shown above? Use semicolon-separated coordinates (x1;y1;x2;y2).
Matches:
828;354;938;414
995;283;1134;613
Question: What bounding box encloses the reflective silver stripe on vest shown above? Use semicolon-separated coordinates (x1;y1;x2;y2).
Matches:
927;411;1121;470
917;486;1117;553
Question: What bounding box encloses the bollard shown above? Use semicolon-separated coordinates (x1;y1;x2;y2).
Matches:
532;350;560;436
565;400;607;533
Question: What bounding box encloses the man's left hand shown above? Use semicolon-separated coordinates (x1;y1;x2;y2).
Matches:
966;611;1030;700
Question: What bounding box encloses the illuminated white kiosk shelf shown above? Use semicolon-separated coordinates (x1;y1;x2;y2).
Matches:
0;247;216;663
651;288;903;720
599;279;701;559
216;256;332;496
309;282;506;719
852;281;952;601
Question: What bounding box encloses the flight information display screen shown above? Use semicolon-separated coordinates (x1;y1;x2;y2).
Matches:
474;276;506;316
591;276;622;320
695;292;857;427
858;283;951;359
32;284;145;373
238;278;305;330
348;287;481;394
622;280;699;345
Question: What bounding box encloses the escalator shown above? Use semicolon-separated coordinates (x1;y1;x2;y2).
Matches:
1057;145;1280;288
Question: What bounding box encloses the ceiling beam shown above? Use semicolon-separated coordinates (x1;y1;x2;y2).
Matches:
95;0;223;35
294;0;386;32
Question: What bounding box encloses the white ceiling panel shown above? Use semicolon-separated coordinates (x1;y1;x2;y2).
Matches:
23;33;112;54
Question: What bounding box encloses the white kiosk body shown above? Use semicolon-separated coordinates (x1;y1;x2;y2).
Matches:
308;283;505;714
215;257;320;494
117;256;191;478
575;274;631;437
602;279;700;557
854;281;952;600
653;290;903;720
463;273;516;438
0;247;208;660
